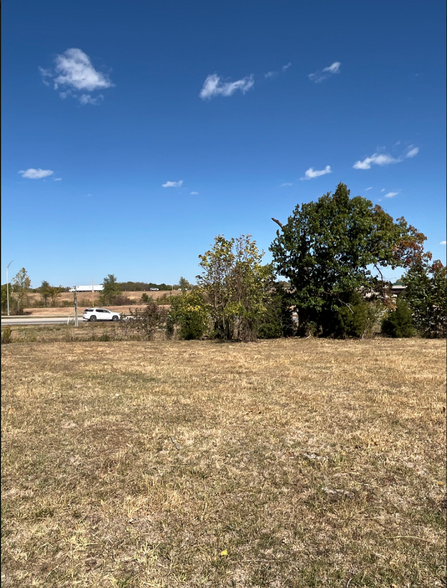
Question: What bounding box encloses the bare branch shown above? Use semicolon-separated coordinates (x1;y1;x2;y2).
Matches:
271;218;283;229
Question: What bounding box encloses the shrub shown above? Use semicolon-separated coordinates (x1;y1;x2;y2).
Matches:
112;296;135;306
126;301;167;340
258;282;295;339
381;297;415;338
168;290;209;340
1;326;12;344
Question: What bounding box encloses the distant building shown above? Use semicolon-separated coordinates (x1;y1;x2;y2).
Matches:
69;285;104;292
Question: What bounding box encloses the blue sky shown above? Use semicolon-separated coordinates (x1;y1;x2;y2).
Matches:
2;0;446;288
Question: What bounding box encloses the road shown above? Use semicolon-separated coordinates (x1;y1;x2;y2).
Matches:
1;316;87;326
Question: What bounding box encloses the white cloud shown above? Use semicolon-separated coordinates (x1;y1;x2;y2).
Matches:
200;73;254;99
53;48;113;91
79;93;104;106
353;145;420;170
280;182;293;187
39;48;113;105
19;168;54;179
381;189;386;192
406;146;419;158
440;241;446;245
162;180;183;188
308;61;341;83
53;177;62;181
265;62;292;79
323;62;341;74
300;165;332;180
353;153;397;169
365;187;373;191
384;191;399;198
190;191;199;195
38;67;52;86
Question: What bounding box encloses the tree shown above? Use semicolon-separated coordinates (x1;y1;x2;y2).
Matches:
197;235;270;341
270;183;426;335
39;280;51;307
178;276;191;294
48;285;64;307
39;281;63;307
100;274;122;305
1;284;8;313
11;268;31;314
403;258;446;337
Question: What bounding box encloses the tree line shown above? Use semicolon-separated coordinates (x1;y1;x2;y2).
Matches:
153;183;446;341
2;183;445;338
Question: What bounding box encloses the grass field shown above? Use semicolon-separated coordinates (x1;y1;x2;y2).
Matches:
1;337;446;587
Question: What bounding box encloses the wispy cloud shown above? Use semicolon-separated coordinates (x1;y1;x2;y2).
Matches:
280;182;293;187
19;168;54;179
162;180;183;188
265;62;292;79
300;165;332;180
384;191;399;198
190;191;199;195
365;187;373;191
353;154;397;170
406;146;419;158
353;146;419;170
53;177;62;181
440;241;446;246
39;48;114;105
79;94;104;106
200;73;254;99
308;61;341;83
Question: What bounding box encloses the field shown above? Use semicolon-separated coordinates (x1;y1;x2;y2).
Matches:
20;290;181;316
1;337;446;587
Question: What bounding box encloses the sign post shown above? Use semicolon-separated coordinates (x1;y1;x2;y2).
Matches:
74;286;78;327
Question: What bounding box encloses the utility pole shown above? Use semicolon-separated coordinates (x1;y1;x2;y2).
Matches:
73;286;79;327
92;278;94;306
6;260;13;316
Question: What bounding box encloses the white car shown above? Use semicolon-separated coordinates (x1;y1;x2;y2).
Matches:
83;308;121;322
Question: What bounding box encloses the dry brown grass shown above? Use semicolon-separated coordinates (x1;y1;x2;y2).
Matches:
1;338;446;587
20;290;181;316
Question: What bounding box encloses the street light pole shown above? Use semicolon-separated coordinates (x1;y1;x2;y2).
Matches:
6;260;13;316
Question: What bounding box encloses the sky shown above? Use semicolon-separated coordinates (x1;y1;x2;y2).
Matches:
1;0;446;288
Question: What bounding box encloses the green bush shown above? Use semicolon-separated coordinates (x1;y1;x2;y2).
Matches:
257;282;295;339
381;297;415;338
317;292;382;339
1;326;12;344
168;290;209;340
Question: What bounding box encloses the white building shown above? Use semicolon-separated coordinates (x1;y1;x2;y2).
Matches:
69;285;104;292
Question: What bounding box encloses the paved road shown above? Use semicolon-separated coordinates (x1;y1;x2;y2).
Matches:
1;316;87;326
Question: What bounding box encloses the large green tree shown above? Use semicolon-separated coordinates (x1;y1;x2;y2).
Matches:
100;274;122;305
197;235;271;341
270;183;426;334
403;258;446;337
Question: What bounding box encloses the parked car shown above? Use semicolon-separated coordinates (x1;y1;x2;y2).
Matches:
83;308;121;322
